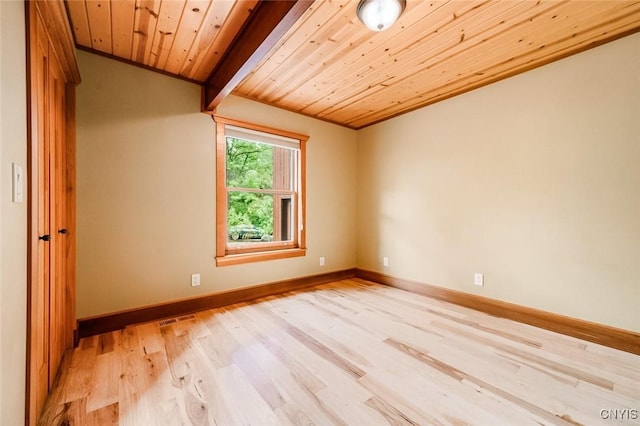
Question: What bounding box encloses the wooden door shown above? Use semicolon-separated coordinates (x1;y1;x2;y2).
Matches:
48;47;67;385
29;11;52;418
27;3;79;423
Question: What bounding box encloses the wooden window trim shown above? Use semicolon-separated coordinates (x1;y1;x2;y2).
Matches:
214;115;307;266
216;248;307;267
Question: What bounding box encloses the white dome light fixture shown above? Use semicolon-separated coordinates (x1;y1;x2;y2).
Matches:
356;0;406;32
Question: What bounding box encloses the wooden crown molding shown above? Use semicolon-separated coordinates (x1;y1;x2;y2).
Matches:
355;269;640;356
32;0;81;84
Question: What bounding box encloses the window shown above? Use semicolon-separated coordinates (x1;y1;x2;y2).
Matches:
214;115;307;266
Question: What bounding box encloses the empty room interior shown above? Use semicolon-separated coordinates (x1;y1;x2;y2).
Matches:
1;0;639;425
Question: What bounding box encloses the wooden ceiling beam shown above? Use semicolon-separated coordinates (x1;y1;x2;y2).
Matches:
202;0;313;112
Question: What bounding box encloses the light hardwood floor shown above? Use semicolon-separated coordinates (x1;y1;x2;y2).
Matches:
39;279;640;425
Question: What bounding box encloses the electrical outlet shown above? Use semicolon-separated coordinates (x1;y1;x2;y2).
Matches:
191;273;201;287
383;257;389;267
474;273;484;286
319;256;325;266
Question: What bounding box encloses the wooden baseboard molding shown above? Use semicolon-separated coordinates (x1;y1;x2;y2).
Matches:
355;269;640;355
78;268;356;338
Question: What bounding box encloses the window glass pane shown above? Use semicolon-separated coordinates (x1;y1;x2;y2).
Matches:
227;191;295;244
226;137;274;189
273;146;296;192
228;191;273;243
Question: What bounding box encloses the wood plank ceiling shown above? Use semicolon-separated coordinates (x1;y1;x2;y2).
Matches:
66;0;260;82
66;0;640;129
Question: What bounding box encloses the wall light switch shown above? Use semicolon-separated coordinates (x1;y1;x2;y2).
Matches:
12;163;24;203
319;257;325;266
383;257;389;267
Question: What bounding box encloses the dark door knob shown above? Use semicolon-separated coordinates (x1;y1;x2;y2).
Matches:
39;234;51;242
58;228;68;234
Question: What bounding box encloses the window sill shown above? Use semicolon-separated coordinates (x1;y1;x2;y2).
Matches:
216;248;306;267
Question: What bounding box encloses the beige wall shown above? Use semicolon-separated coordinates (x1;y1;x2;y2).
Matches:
76;51;358;318
0;1;28;424
357;33;640;332
77;33;638;332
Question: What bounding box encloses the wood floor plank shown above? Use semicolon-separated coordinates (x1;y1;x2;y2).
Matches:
254;302;368;380
230;305;329;395
160;325;214;425
97;333;115;355
215;364;282;425
117;351;151;425
61;343;97;404
86;402;118;426
232;304;363;425
51;398;88;426
85;352;119;412
135;322;164;355
40;279;640;425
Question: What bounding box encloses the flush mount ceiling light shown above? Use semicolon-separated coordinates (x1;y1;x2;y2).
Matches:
356;0;406;32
